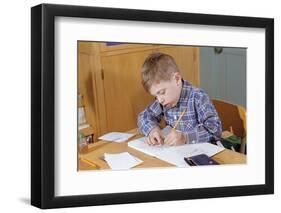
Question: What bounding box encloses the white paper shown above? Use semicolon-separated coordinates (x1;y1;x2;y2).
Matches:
104;152;143;170
128;137;170;156
125;126;173;156
98;132;135;142
128;138;224;167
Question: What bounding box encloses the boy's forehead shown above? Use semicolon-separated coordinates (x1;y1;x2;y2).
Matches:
150;81;169;95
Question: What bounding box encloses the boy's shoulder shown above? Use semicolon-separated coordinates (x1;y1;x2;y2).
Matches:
183;84;210;105
183;80;207;97
191;86;207;95
147;98;163;113
190;87;212;106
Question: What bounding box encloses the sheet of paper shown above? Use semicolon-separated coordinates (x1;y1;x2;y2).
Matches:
156;149;190;168
126;126;172;156
98;132;135;142
128;138;224;167
104;152;143;170
128;137;171;156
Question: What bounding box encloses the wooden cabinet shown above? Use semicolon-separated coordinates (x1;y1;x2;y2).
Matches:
78;42;200;138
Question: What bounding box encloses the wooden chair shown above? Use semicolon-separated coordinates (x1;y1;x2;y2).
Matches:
212;99;247;153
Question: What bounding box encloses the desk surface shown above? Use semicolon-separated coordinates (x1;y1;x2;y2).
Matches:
78;130;246;170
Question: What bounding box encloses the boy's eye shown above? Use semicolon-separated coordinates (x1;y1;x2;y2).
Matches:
159;90;165;95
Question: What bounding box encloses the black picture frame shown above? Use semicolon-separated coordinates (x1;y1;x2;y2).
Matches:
31;3;274;209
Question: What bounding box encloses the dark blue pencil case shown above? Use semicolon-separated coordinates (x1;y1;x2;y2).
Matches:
184;154;219;166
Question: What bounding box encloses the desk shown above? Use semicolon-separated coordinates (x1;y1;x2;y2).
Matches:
78;130;246;170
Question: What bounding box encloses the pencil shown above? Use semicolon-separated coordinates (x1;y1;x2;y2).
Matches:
173;108;187;130
80;157;99;169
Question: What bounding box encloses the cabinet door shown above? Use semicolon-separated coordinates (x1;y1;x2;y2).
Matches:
100;46;199;133
101;50;155;132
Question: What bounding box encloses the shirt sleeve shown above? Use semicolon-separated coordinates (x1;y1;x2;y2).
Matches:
184;89;222;143
137;101;164;136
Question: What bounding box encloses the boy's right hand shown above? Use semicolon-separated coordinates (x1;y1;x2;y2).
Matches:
145;127;164;145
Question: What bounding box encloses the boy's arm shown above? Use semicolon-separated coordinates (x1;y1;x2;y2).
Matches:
138;101;163;136
185;89;222;143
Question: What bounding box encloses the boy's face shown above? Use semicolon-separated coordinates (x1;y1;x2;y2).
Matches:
149;73;182;109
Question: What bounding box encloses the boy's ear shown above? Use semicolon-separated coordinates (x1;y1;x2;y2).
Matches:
174;72;182;85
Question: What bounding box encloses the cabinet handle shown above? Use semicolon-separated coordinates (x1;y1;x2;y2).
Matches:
101;69;104;80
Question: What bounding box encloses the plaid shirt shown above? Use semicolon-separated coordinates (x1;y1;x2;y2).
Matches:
137;80;222;143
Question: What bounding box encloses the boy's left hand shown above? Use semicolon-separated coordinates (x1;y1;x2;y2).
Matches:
164;129;187;146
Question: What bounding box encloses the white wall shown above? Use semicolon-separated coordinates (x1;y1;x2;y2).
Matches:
0;0;279;212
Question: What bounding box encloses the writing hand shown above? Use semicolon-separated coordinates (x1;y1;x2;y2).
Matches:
145;127;164;146
164;129;187;146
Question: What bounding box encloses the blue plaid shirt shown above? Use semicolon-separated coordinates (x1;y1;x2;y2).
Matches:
137;80;222;143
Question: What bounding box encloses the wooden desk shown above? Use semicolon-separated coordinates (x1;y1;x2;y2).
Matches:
78;130;246;170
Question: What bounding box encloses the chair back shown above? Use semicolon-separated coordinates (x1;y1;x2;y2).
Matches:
212;99;246;138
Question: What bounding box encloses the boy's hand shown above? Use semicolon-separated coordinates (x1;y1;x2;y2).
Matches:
164;129;187;146
145;127;164;146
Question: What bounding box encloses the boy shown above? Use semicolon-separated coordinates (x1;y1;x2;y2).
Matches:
137;52;222;146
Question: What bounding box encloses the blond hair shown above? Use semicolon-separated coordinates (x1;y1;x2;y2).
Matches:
141;52;180;92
